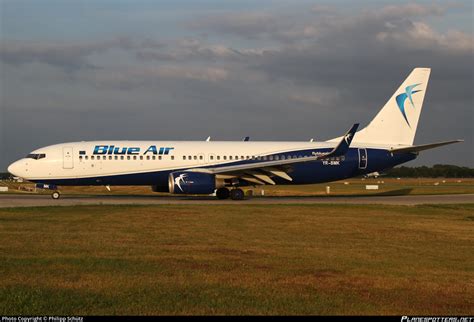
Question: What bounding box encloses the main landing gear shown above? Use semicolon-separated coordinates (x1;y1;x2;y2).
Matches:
215;187;245;200
216;187;230;200
51;191;61;199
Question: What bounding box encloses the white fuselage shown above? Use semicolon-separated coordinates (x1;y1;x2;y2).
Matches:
9;140;343;181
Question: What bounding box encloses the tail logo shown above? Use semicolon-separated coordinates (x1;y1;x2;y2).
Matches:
344;132;353;145
395;83;421;127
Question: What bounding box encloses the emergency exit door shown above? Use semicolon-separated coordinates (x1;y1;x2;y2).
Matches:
358;148;367;169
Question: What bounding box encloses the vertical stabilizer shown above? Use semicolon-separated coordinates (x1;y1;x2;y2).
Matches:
349;68;431;146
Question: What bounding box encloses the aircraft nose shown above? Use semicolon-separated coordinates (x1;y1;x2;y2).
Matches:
7;160;24;178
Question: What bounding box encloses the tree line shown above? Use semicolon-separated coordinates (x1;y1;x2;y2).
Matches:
384;164;474;178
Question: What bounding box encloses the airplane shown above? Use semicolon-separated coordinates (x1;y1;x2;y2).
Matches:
7;67;463;200
363;171;381;178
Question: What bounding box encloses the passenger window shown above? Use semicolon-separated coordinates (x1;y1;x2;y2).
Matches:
158;156;162;160
229;156;233;160
146;156;150;160
79;156;83;161
85;156;88;160
194;156;197;160
127;156;131;160
109;156;112;160
121;156;124;160
103;156;106;160
199;155;203;160
223;156;227;160
171;156;174;160
115;156;118;160
91;156;95;160
241;156;244;159
210;155;214;160
217;156;220;160
183;156;186;160
152;156;156;160
140;156;143;160
133;156;137;160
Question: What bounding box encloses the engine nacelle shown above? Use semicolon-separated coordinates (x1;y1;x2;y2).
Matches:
168;171;216;194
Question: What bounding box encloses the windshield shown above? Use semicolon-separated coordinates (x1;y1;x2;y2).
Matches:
26;153;46;160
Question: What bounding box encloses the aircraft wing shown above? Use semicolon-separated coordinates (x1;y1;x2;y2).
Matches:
389;140;463;154
186;124;359;185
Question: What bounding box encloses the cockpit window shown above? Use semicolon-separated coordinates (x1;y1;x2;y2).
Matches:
26;153;46;160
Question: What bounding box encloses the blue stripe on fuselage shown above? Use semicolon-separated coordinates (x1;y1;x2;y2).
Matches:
32;148;416;187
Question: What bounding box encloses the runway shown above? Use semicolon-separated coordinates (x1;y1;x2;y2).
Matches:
0;193;473;207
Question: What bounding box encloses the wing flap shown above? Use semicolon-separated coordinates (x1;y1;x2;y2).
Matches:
246;171;276;185
264;167;293;182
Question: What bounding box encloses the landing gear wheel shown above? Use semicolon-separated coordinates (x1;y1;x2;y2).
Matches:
230;188;244;201
51;191;61;200
216;188;230;200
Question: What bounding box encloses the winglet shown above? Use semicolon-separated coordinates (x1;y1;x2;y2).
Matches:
316;123;359;159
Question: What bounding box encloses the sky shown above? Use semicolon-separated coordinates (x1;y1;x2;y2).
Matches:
0;0;473;170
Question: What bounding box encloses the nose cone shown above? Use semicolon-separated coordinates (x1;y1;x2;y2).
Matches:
7;160;23;178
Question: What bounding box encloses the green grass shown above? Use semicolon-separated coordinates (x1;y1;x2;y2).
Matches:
2;178;474;197
0;204;473;315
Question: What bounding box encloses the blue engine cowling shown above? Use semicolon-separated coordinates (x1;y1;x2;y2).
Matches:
168;171;216;194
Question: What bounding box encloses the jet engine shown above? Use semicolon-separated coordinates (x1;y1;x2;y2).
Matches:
168;171;218;194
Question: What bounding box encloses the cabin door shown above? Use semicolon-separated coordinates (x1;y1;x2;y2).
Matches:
63;147;74;169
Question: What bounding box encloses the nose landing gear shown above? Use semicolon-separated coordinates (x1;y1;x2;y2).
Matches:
51;191;61;199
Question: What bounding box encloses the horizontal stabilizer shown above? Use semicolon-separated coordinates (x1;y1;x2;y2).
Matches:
390;140;463;154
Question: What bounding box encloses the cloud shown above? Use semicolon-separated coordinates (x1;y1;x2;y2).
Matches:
289;89;340;106
375;21;473;52
250;3;473;89
135;38;271;63
376;3;446;18
190;12;282;39
1;2;472;169
0;37;134;71
188;3;464;45
90;65;229;90
136;50;177;62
